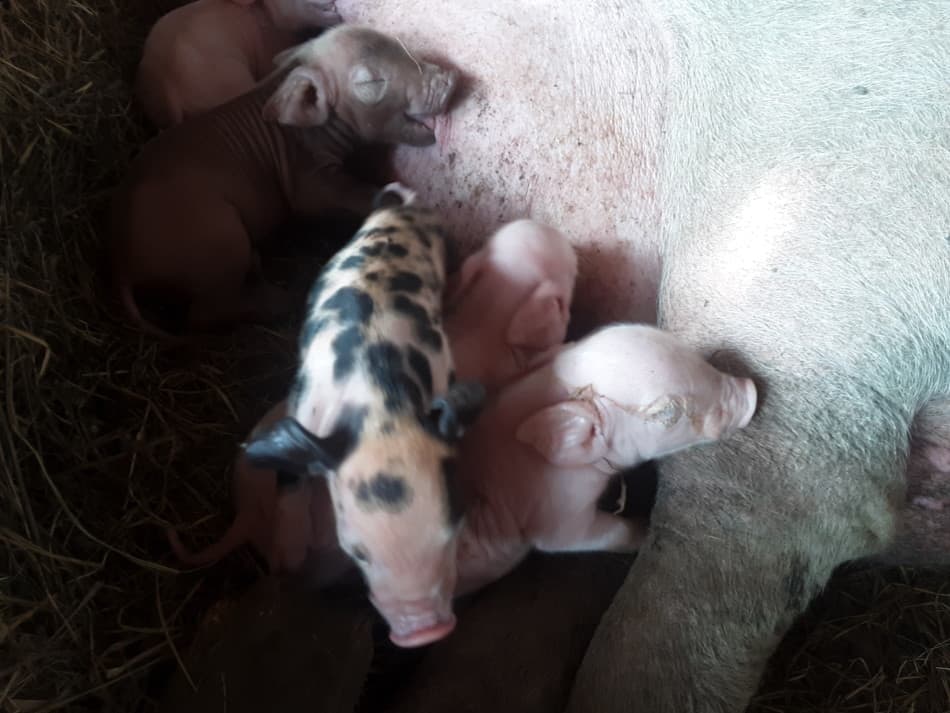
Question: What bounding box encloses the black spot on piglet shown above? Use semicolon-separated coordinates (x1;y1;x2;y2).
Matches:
386;242;409;258
392;294;443;351
332;326;364;382
388;271;423;294
406;346;433;396
355;472;413;513
361;243;386;257
371;473;410;507
357;226;399;241
412;227;432;249
356;480;371;504
339;254;365;270
324;287;374;325
365;341;423;413
299;316;329;349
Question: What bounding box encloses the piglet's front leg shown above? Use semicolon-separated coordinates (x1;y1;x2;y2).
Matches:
268;479;314;572
454;504;534;597
302;0;344;26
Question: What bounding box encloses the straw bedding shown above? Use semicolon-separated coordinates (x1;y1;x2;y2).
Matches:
1;1;948;711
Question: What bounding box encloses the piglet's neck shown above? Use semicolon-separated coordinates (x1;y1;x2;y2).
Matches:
227;75;360;174
287;114;360;167
490;366;574;431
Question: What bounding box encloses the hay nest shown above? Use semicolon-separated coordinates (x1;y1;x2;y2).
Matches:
1;1;948;711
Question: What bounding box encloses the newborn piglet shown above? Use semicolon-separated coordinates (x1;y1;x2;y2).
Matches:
136;0;342;128
444;219;577;390
111;25;458;337
240;184;486;648
167;400;350;584
453;323;758;595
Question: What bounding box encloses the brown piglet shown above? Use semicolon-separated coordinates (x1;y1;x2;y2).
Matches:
135;0;342;128
110;25;458;337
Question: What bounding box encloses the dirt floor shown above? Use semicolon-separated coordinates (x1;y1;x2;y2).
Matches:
1;1;948;711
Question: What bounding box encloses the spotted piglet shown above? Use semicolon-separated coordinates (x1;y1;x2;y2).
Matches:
243;183;485;647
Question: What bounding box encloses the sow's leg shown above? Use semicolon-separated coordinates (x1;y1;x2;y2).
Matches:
877;398;950;567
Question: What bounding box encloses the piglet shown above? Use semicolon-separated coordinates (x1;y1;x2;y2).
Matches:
136;0;341;128
443;219;577;390
167;400;351;585
113;26;459;336
452;322;759;595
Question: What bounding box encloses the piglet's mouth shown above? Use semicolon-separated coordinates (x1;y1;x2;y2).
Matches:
405;113;438;134
372;594;457;648
388;614;457;648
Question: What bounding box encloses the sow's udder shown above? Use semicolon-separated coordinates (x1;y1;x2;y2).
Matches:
336;0;663;328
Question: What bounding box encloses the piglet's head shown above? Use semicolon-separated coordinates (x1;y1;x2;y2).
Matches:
327;424;463;648
244;381;485;648
263;25;459;146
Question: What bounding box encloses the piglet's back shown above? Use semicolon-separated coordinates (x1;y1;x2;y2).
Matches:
291;197;455;436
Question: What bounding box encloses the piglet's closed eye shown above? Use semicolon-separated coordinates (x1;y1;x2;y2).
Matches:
243;416;348;476
516;400;608;467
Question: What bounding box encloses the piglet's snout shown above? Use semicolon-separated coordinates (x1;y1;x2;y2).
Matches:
372;591;457;648
417;64;459;116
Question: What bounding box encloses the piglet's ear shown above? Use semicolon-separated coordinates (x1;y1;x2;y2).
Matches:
429;381;487;441
243;417;344;476
506;280;571;351
371;182;417;211
263;66;331;127
516;400;607;467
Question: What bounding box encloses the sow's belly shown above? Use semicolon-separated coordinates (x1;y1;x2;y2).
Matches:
336;0;666;329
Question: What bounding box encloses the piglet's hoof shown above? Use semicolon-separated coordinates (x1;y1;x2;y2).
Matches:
309;1;343;26
160;576;373;713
